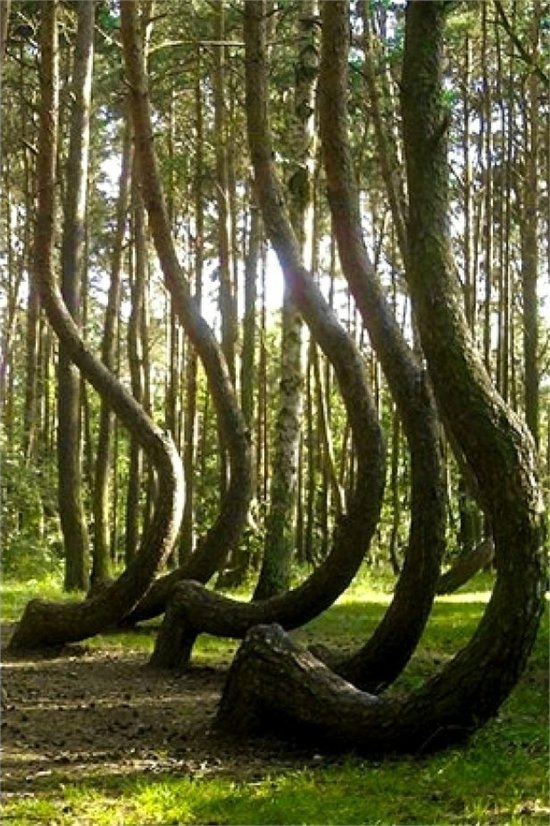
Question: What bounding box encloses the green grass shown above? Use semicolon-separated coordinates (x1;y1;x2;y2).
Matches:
1;573;76;622
2;573;549;825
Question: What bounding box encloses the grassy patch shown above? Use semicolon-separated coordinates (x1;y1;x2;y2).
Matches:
1;575;74;623
2;738;548;826
2;574;548;825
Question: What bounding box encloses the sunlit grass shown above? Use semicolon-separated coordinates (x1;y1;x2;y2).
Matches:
2;733;549;826
1;574;75;623
2;572;548;825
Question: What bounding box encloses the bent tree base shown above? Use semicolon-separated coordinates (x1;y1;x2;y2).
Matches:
217;624;474;755
8;2;185;652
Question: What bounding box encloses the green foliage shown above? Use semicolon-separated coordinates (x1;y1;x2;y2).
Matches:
1;445;63;581
1;575;72;621
97;2;119;34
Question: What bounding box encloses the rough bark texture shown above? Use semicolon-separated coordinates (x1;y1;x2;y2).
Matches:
401;3;545;678
253;291;303;598
148;0;385;671
317;1;446;692
216;0;546;754
9;1;184;652
120;1;253;623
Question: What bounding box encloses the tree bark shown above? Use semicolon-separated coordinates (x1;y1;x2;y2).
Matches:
149;0;385;671
241;203;261;430
180;46;204;563
519;7;541;444
57;0;95;592
125;173;147;565
213;0;237;388
254;2;317;600
361;0;407;261
317;0;446;692
9;0;184;652
216;0;546;754
120;1;254;622
437;537;494;596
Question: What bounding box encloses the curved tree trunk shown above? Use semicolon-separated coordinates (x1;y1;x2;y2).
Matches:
148;0;386;671
9;0;184;652
316;0;446;692
119;1;253;623
436;537;494;596
216;0;546;754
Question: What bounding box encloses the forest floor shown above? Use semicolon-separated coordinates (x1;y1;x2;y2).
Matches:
1;575;549;825
1;622;315;794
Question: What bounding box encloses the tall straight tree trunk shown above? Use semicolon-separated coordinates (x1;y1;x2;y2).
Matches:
241;203;261;431
10;0;184;651
257;253;269;508
180;45;204;562
19;44;39;467
311;342;344;516
214;204;262;587
92;123;133;584
361;0;407;259
58;0;95;591
254;1;317;599
520;5;541;445
481;3;494;375
126;175;147;565
462;34;475;328
213;0;237;504
0;168;24;426
23;282;40;464
213;0;237;387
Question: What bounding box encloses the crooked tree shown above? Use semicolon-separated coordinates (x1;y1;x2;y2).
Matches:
148;0;387;672
315;0;446;691
9;0;184;651
216;0;546;754
118;0;254;624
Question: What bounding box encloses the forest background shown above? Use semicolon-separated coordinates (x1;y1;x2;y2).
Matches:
0;0;549;821
1;0;548;590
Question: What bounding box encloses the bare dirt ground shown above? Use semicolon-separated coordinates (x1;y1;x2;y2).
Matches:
1;623;316;798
